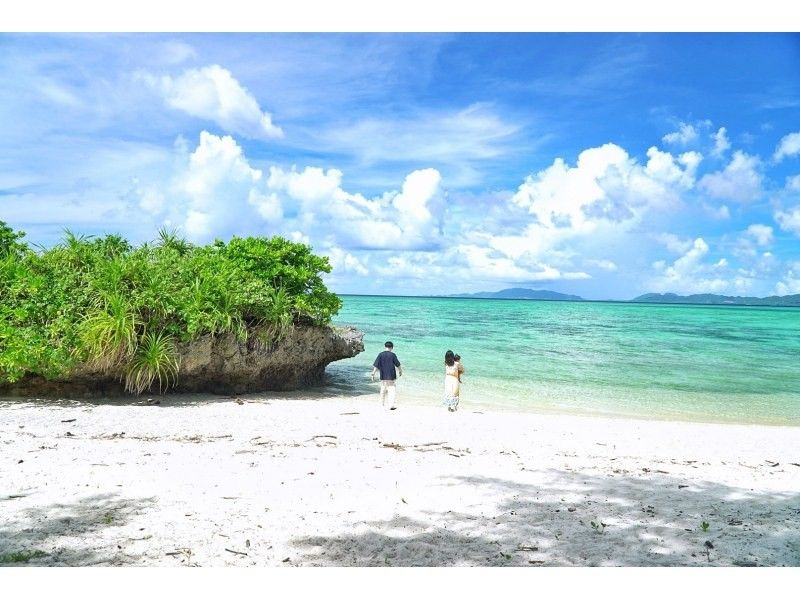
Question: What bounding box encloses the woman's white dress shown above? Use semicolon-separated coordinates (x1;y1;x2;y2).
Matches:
443;363;460;410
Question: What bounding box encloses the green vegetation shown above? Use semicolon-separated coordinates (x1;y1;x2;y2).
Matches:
0;549;47;563
0;222;341;393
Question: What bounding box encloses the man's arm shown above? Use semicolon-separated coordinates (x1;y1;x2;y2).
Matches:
370;366;378;381
393;354;403;376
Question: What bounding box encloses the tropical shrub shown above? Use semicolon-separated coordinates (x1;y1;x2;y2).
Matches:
0;221;342;393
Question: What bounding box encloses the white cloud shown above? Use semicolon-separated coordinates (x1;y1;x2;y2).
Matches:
137;186;166;214
787;175;800;192
711;127;731;158
142;65;283;140
311;103;522;185
703;203;730;220
159;41;197;65
649;238;736;294
775;265;800;295
775;206;800;236
37;79;83;108
324;247;369;276
774;131;800;162
462;142;704;289
662;122;698;146
652;232;693;254
586;259;617;271
266;165;442;250
745;224;773;246
172;131;281;241
698;151;763;202
455;244;590;282
508;143;697;252
734;224;774;261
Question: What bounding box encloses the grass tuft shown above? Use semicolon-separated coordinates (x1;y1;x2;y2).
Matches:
125;330;180;395
0;550;47;564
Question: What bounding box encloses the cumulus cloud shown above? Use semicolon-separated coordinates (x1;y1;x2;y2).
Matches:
774;131;800;162
775;263;800;295
745;224;773;247
662;122;698;146
734;224;774;261
649;238;740;294
703;203;731;220
711;127;731;158
652;232;693;254
176;132;282;241
787;175;800;192
586;259;618;271
775;206;800;236
142;65;283;140
513;144;690;227
444;142;704;288
266;165;443;250
324;247;370;276
698;151;763;202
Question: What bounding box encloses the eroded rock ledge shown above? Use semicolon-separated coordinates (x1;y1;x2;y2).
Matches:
0;325;364;398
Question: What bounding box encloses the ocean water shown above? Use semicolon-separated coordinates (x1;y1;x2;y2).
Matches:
328;295;800;426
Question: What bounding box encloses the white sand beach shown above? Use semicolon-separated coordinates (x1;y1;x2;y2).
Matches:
1;394;798;567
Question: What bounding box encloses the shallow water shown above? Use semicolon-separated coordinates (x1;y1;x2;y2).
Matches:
329;296;800;425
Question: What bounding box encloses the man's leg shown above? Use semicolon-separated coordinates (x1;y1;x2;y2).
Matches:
379;381;388;406
385;380;396;409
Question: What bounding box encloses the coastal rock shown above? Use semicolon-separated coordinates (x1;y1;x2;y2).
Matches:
0;325;364;398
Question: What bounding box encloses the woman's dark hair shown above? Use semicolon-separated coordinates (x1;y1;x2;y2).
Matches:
445;350;455;366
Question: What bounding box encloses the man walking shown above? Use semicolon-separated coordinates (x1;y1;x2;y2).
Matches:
371;341;403;410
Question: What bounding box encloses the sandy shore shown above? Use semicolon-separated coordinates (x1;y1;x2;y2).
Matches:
1;393;798;566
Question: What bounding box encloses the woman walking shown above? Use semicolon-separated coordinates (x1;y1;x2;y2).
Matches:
443;350;461;412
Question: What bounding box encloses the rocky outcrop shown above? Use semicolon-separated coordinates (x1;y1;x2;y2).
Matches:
0;325;364;398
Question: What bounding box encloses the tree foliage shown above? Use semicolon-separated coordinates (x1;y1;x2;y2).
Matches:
0;222;342;392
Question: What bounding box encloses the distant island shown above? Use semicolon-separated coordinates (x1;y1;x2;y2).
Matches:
448;288;584;301
445;288;800;307
631;292;800;307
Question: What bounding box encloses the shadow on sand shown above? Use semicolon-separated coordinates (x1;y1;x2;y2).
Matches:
0;493;157;566
291;468;800;566
0;367;374;410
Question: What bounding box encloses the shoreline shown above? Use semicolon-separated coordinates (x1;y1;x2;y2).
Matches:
1;393;798;566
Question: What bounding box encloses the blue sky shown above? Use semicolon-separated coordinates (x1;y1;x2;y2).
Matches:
2;33;800;299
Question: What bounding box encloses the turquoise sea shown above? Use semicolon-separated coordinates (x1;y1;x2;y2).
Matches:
328;295;800;426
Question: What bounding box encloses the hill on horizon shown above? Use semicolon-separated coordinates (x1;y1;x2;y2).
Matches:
631;292;800;307
447;288;584;301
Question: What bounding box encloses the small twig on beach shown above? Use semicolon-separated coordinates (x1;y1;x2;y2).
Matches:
791;463;800;467
225;548;248;556
765;460;780;467
309;435;338;441
60;419;76;423
340;412;360;415
516;545;539;552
